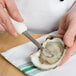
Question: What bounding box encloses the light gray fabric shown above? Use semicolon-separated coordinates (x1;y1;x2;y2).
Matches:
15;0;75;34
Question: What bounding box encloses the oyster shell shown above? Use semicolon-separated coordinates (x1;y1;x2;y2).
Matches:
30;35;67;70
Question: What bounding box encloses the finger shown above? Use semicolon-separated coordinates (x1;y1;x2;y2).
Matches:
63;21;76;47
0;4;17;37
0;0;5;8
0;24;5;32
58;14;67;36
59;40;76;66
58;34;64;38
5;0;23;22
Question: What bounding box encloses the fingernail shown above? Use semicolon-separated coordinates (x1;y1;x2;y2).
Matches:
67;40;73;47
13;32;18;37
18;14;24;22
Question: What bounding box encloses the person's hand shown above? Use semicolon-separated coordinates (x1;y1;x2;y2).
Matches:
0;0;23;37
58;2;76;65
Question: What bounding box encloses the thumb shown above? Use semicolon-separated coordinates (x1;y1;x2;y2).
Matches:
59;40;76;66
63;24;75;47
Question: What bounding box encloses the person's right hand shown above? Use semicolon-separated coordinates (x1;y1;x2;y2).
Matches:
0;0;23;37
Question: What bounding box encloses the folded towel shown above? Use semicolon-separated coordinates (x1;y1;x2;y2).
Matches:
1;31;76;76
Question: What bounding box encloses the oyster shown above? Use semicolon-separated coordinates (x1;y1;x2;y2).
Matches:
30;35;67;70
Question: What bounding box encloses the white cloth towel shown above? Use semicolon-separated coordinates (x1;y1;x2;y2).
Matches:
1;31;76;76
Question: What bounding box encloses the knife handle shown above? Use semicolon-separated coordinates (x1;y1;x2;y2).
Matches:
4;8;27;34
10;18;27;34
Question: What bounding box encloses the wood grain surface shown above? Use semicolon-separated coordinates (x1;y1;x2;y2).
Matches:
0;32;43;76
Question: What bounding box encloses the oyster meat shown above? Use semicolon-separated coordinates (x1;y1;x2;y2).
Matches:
30;35;67;70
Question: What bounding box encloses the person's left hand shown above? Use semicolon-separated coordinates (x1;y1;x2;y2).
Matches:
58;2;76;65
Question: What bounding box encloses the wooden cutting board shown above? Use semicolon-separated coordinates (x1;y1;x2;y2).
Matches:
0;32;43;76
